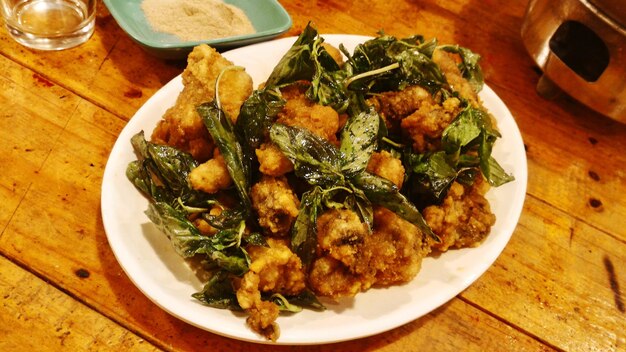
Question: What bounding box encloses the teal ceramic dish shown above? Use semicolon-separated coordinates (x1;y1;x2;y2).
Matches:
103;0;292;60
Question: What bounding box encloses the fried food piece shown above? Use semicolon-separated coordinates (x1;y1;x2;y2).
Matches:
308;256;371;299
236;238;306;341
309;209;374;298
250;176;300;237
255;142;293;177
188;148;232;194
309;207;430;297
277;84;340;144
366;150;406;189
400;96;461;152
423;177;495;252
367;207;430;286
247;238;307;295
151;44;253;161
316;209;369;268
236;271;280;341
432;48;479;107
367;85;431;121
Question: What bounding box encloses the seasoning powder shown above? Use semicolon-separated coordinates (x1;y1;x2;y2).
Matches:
141;0;255;42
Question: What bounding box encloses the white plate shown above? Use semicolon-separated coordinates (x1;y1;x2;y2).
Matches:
101;35;527;345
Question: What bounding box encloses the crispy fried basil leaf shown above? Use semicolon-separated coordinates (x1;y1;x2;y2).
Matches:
265;22;350;111
290;187;323;266
265;23;319;87
145;202;208;258
192;270;241;310
482;147;515;187
208;250;248;276
344;184;374;231
442;108;483;154
385;35;430;57
129;131;198;198
344;34;444;93
439;44;484;93
410;151;458;201
268;289;326;312
269;293;303;313
346;34;397;75
243;232;268;247
351;172;438;241
394;48;445;92
235;88;285;150
126;159;171;203
340;106;380;177
442;107;513;186
197;102;251;210
203;206;247;230
146;202;249;275
307;39;350;112
270;124;344;187
286;289;326;310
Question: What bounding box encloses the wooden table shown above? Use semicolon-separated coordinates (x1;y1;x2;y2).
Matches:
1;1;624;351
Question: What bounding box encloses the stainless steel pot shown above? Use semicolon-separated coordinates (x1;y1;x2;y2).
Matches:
521;0;626;122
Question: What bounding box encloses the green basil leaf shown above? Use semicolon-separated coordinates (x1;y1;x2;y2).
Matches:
306;39;350;112
340;106;380;177
482;154;515;186
130;131;198;197
393;48;445;92
442;107;483;153
269;293;303;313
192;270;241;310
146;202;249;275
126;159;171;203
203;206;247;230
265;22;319;87
412;151;458;200
243;232;268;247
439;44;484;93
235;88;285;150
290;187;323;266
286;289;326;311
268;290;326;312
351;172;438;242
344;185;374;231
344;34;444;93
209;250;248;276
269;124;344;187
443;107;513;187
197;102;251;211
145;202;208;258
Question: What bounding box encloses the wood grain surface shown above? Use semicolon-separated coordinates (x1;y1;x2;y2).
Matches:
1;0;624;351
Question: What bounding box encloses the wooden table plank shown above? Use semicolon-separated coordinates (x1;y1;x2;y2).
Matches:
0;54;82;231
0;255;160;352
463;196;626;352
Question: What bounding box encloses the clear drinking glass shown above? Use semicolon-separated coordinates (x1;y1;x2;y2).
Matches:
1;0;96;50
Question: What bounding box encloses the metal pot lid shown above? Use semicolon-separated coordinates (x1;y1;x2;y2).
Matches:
588;0;626;28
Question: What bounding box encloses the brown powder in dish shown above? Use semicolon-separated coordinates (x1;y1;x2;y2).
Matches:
141;0;255;42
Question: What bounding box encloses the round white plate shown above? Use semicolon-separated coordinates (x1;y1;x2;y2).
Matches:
101;35;527;345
